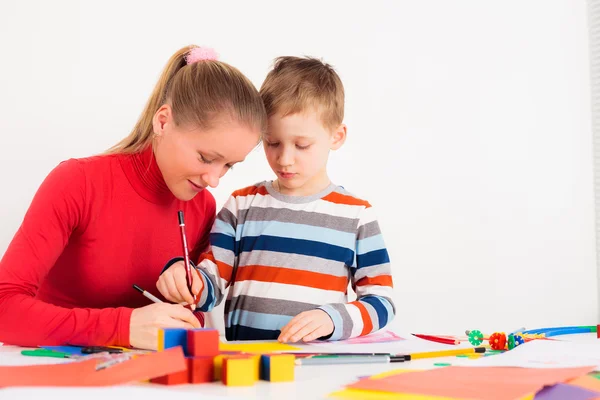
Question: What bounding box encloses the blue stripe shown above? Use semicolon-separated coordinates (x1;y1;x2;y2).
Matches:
225;325;281;341
240;235;354;265
356;234;386;255
361;296;388;329
356;249;390;268
213;219;236;237
197;270;216;312
210;232;237;253
319;304;344;340
227;309;293;332
239;221;355;251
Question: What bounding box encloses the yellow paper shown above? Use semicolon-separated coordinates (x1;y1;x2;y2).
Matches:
218;341;300;353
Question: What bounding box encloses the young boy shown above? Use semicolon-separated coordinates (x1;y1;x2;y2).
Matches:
157;56;395;342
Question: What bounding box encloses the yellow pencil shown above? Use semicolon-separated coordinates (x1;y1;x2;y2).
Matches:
405;346;486;360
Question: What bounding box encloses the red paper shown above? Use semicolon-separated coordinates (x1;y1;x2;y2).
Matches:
0;347;187;387
349;366;595;400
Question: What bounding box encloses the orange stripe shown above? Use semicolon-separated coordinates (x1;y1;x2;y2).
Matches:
355;275;393;287
235;265;348;292
351;301;373;336
202;252;234;281
322;192;371;207
232;185;268;198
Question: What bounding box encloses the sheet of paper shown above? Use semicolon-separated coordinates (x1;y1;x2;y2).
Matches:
0;346;186;387
464;340;600;371
348;366;594;400
533;383;599;400
0;347;74;366
568;375;600;392
310;331;404;347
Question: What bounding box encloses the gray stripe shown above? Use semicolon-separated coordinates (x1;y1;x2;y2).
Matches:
197;268;224;308
354;262;392;279
225;295;319;316
216;207;237;229
244;207;358;233
357;220;381;240
238;250;350;278
327;303;353;340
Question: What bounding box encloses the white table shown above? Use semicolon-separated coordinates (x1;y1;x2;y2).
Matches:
2;332;597;400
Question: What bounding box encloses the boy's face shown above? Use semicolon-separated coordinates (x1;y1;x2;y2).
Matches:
264;111;345;196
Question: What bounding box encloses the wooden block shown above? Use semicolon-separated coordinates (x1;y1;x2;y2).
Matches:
158;328;188;354
597;324;600;339
187;356;214;384
150;368;189;385
187;328;219;357
260;354;295;382
222;356;256;386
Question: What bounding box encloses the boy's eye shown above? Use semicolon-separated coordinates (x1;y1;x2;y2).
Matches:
296;144;311;150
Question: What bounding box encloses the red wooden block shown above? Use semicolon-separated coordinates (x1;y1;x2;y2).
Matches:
597;324;600;339
188;356;214;384
150;368;188;385
187;328;219;357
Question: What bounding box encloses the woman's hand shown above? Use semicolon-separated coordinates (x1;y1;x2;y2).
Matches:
156;261;203;307
129;303;201;350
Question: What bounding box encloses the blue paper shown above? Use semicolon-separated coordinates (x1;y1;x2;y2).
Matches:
41;346;84;355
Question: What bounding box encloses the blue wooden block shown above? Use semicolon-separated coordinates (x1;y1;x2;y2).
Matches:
158;328;188;355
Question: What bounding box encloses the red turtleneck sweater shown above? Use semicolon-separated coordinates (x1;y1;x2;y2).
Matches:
0;147;215;347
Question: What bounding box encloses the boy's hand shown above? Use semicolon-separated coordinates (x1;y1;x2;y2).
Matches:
156;260;203;307
278;309;334;343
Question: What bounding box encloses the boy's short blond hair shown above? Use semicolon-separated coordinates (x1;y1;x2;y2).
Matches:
260;56;344;131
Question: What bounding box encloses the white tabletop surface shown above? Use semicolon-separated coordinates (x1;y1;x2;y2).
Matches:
1;331;597;400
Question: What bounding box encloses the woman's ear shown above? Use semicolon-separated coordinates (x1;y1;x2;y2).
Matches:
152;104;173;137
330;123;347;150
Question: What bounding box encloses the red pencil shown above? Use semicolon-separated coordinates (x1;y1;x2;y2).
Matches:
177;210;195;311
412;333;460;345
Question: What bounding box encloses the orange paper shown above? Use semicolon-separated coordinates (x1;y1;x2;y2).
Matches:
0;347;187;387
348;366;595;400
568;375;600;392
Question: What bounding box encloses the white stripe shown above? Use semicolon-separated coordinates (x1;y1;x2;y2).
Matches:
358;206;378;226
230;280;347;304
355;284;394;299
362;301;379;331
346;303;364;338
198;258;229;293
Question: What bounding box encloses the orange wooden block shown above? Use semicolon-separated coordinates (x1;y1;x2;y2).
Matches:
188;357;214;384
222;356;256;387
150;368;188;385
187;328;219;357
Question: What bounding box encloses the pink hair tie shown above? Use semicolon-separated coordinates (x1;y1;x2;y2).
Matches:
185;47;219;64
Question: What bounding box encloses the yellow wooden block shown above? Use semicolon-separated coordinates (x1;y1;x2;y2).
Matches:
157;329;164;351
222;357;256;387
261;354;295;382
213;355;226;381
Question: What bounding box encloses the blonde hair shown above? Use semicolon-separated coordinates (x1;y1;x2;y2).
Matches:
107;45;266;154
259;56;344;130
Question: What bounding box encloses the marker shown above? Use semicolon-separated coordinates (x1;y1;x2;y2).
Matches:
178;210;195;311
295;355;407;366
21;349;71;358
404;346;486;360
132;284;163;304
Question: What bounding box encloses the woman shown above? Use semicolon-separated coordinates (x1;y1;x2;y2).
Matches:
0;46;266;350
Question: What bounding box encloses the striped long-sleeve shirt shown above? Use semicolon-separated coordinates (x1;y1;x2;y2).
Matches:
194;181;395;341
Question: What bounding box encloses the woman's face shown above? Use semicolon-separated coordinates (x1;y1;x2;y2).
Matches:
153;105;260;201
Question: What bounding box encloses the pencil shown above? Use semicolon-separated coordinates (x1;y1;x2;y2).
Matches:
177;210;195;311
132;284;163;304
295;355;406;366
412;333;460;345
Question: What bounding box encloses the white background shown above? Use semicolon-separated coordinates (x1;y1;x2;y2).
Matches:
0;0;596;335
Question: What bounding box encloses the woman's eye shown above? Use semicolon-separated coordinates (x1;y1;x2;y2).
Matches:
266;142;279;147
199;154;213;164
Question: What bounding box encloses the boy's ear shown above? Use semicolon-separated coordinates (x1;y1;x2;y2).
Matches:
330;123;347;150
